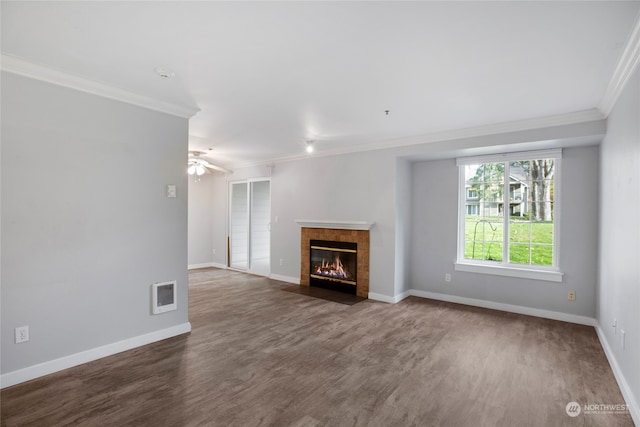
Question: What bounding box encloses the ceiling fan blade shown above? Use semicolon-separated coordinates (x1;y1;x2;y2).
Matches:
187;155;233;175
206;163;233;174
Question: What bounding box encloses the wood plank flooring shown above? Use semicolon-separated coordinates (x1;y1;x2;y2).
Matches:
1;268;634;426
281;284;366;305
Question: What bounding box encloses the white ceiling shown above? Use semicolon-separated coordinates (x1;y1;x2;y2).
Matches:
2;1;639;168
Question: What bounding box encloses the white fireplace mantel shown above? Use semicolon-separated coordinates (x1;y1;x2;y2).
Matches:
294;219;375;231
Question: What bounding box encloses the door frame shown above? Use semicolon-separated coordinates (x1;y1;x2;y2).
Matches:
227;177;271;275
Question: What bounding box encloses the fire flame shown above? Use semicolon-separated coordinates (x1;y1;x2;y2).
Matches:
314;255;350;279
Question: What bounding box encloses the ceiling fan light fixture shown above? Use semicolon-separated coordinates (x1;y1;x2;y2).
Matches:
187;151;233;179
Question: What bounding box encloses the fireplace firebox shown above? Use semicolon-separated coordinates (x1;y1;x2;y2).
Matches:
309;240;357;295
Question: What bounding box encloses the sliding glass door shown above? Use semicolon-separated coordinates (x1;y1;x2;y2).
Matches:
249;180;271;275
229;179;271;275
230;181;249;270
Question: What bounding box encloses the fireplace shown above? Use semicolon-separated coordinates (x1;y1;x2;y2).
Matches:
310;240;357;295
298;224;370;298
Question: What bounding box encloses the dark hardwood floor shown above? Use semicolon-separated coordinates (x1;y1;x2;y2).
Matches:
1;268;633;426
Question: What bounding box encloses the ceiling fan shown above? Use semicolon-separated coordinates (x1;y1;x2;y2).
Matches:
188;152;232;179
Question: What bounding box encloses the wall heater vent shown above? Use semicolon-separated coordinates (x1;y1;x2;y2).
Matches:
152;281;177;314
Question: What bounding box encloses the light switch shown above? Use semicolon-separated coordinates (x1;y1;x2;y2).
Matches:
166;185;177;198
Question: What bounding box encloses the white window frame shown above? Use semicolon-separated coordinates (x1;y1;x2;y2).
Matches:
455;149;563;283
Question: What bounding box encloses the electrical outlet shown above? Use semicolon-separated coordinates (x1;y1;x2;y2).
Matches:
279;259;284;266
445;273;451;282
567;291;576;302
621;329;626;350
15;326;29;344
212;249;216;255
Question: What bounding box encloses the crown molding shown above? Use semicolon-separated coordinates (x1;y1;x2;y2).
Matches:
231;109;605;170
599;11;640;116
0;53;200;119
295;219;374;230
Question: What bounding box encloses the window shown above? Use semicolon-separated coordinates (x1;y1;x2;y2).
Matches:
456;149;562;281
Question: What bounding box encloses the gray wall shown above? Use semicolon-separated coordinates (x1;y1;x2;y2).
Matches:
190;172;273;271
598;68;640;413
410;145;600;317
1;72;189;374
394;157;412;296
213;122;606;301
188;174;215;267
229;151;398;297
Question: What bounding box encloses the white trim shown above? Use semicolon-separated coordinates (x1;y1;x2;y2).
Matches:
268;274;300;284
457;166;467;269
394;290;412;303
187;262;227;270
552;155;562;268
599;12;640;116
0;54;200;119
295;220;375;230
456;148;562;166
456;150;562;275
0;322;192;389
230;109;603;170
211;262;228;269
595;323;640;426
409;290;594;326
368;291;410;304
454;262;563;283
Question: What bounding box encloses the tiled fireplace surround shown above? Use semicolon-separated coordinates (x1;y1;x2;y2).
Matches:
299;226;370;298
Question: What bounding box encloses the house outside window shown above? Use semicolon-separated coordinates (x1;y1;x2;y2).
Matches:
456;149;562;282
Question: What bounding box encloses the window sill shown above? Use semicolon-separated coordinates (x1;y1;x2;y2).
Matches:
454;262;563;283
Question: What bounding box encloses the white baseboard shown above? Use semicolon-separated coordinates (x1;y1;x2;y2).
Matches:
395;290;412;303
368;292;395;303
188;262;226;270
0;322;192;389
210;262;227;269
595;323;640;426
406;290;596;326
269;274;300;284
368;290;410;304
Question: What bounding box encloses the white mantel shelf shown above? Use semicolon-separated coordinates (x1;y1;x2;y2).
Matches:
295;220;375;231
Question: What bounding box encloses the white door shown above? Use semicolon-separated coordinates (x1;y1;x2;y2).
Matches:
229;179;271;275
229;181;249;270
249;180;271;275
